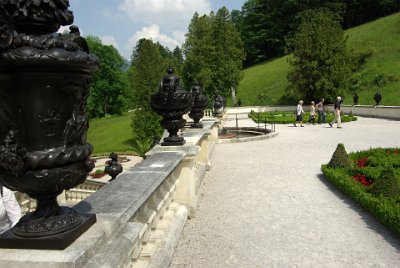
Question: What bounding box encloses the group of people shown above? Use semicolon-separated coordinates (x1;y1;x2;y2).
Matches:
294;97;343;128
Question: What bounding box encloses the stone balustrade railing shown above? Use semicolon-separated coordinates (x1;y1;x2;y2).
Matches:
0;119;219;268
64;180;106;204
204;109;213;118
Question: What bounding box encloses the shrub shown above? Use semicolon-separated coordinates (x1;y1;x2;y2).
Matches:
368;168;400;199
328;143;351;168
322;146;400;235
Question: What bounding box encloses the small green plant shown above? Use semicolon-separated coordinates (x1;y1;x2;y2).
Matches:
131;138;152;158
328;143;351;168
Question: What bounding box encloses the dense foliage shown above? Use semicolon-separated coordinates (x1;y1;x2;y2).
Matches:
322;147;400;235
235;0;399;66
286;10;351;103
236;13;400;106
183;7;245;103
128;39;166;156
86;36;131;118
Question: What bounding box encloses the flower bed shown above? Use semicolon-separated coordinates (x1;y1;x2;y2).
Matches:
249;110;357;124
89;169;106;179
322;147;400;235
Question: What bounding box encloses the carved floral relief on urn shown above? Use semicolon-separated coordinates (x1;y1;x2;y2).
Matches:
151;67;193;146
189;81;208;128
0;0;99;249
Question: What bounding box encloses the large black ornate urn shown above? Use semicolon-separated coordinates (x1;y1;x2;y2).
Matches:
0;0;99;249
189;81;208;128
151;68;192;146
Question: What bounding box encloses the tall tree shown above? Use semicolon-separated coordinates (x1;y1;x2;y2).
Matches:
240;0;344;67
86;36;130;118
183;8;245;101
286;9;351;103
129;39;164;156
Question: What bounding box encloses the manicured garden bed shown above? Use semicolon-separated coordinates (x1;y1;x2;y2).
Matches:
322;145;400;235
249;110;357;124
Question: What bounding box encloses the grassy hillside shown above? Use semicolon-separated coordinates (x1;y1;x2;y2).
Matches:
236;13;400;106
87;112;136;155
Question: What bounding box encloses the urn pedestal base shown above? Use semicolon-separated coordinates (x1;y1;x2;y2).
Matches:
191;122;203;128
0;213;96;250
161;136;186;146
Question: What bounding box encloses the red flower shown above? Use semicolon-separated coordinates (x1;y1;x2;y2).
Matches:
394;150;399;154
387;150;390;154
352;173;373;187
355;157;368;168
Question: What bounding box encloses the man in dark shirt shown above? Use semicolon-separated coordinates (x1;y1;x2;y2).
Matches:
329;96;342;128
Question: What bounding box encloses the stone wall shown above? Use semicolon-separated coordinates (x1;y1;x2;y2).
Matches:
0;120;219;268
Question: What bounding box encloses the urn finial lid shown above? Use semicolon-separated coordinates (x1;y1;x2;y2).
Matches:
1;0;74;35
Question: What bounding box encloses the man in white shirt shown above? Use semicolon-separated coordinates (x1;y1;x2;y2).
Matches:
0;185;22;234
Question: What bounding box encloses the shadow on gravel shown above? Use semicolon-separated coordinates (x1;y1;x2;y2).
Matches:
317;173;400;252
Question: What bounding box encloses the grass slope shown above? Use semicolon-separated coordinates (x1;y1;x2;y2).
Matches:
237;13;400;106
87;112;136;155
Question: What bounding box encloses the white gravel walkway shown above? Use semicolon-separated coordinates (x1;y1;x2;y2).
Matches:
170;116;400;267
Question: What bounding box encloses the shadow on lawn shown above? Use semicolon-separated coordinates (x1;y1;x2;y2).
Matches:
122;138;136;147
317;173;400;252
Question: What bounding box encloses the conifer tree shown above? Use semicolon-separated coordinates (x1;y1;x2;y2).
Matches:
286;10;351;103
129;39;164;156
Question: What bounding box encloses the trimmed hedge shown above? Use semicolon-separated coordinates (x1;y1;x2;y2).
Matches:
328;143;351;168
249;110;357;124
322;147;400;235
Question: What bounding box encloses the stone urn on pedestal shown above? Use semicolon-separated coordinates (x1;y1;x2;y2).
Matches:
213;90;224;117
104;152;123;181
0;0;99;249
189;81;208;128
151;67;192;146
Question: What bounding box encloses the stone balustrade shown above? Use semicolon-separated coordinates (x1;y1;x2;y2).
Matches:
0;119;219;268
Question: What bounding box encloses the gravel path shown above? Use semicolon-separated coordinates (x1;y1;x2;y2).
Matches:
170;116;400;267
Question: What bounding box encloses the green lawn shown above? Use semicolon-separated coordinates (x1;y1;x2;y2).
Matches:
237;13;400;106
87;112;136;155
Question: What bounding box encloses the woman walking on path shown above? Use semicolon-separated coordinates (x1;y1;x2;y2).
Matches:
307;101;316;125
329;96;342;128
294;100;305;127
315;98;326;124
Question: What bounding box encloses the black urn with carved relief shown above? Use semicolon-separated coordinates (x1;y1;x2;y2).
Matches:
189;81;208;128
104;152;123;181
151;67;192;146
0;0;99;249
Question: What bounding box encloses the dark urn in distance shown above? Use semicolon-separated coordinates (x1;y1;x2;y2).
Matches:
213;90;225;117
189;81;208;128
151;67;192;146
374;92;382;106
0;0;99;249
105;152;123;181
353;93;359;105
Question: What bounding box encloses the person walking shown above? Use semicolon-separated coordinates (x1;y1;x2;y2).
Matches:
329;96;342;128
294;100;305;127
315;98;326;124
307;101;316;125
0;184;21;234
